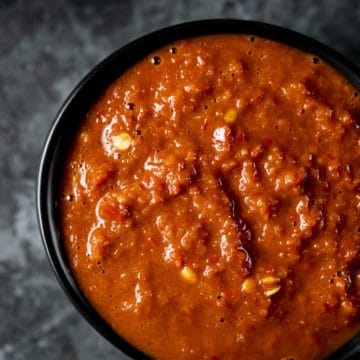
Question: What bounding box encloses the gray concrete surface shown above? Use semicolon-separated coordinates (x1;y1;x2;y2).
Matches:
0;0;359;359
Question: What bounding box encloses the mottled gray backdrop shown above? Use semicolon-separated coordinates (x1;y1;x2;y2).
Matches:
0;0;359;359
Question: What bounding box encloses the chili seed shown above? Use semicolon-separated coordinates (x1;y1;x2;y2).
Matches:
112;132;132;151
180;266;197;284
242;278;256;293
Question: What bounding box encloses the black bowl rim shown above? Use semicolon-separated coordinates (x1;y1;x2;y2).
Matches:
36;19;360;360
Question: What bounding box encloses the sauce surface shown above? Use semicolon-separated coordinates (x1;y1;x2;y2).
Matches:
60;35;360;360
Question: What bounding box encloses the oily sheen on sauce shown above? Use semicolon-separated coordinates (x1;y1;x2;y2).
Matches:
60;35;360;360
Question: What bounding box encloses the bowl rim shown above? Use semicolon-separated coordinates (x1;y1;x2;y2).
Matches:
36;19;360;360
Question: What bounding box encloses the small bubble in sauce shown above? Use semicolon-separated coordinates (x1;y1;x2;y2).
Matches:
126;102;135;110
151;56;161;65
250;36;256;42
170;47;177;54
312;57;320;64
66;194;74;201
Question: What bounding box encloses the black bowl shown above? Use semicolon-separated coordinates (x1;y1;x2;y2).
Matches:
36;19;360;360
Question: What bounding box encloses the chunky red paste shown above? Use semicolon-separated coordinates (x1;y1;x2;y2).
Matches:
60;35;360;360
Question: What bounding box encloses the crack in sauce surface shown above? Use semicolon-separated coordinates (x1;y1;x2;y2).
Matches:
60;35;360;360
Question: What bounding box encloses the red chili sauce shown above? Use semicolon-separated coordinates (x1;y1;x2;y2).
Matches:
60;35;360;360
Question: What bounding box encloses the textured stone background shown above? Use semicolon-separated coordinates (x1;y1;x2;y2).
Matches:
0;0;359;359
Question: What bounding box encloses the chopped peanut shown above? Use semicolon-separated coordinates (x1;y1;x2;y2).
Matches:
112;132;132;151
241;278;256;293
180;266;197;284
224;108;238;124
